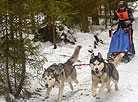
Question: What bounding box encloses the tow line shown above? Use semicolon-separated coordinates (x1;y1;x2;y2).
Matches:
63;64;90;70
63;57;114;70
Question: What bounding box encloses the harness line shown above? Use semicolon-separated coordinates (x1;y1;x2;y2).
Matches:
62;57;114;70
58;64;90;75
56;58;113;83
64;64;90;70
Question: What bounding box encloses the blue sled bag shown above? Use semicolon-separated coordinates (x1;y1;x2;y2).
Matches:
108;27;130;53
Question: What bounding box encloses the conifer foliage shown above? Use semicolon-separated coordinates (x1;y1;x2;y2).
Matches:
0;0;44;101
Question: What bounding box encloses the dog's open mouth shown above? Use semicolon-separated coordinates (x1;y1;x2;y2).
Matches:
95;70;99;74
45;84;48;88
95;70;103;76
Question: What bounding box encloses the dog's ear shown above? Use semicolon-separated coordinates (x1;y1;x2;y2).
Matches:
98;52;102;59
42;71;45;78
42;68;47;78
54;70;59;76
91;53;95;59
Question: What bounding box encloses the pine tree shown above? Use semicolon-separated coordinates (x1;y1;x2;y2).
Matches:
0;0;44;101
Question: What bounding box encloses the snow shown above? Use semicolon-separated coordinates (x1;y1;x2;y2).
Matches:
1;4;138;102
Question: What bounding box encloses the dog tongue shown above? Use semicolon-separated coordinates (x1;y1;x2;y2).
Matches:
96;70;99;74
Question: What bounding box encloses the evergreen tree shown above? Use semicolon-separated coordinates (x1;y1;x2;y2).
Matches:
0;0;45;101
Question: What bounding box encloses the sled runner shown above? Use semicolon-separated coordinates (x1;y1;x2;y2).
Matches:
107;25;133;63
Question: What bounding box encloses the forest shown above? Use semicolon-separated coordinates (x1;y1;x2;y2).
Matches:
0;0;137;102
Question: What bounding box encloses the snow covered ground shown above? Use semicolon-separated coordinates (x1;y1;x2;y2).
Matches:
25;15;138;102
1;4;138;102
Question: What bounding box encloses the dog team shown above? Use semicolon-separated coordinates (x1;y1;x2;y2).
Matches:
42;45;125;102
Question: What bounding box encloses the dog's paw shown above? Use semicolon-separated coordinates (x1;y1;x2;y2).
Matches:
108;89;111;93
115;86;119;91
92;93;97;97
45;96;49;99
115;88;119;91
74;79;79;84
96;95;101;99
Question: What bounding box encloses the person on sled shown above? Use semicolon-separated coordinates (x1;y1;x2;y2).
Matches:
112;1;135;62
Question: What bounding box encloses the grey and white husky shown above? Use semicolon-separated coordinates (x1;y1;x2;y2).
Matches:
42;46;81;102
89;52;124;99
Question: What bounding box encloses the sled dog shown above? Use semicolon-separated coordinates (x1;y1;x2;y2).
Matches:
42;46;81;102
89;52;124;99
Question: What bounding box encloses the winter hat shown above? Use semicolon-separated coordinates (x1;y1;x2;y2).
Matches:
119;1;127;7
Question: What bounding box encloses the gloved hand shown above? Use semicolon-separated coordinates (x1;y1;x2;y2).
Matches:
124;20;131;25
112;20;119;26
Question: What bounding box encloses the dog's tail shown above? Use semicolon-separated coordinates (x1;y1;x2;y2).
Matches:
66;46;81;64
110;53;125;68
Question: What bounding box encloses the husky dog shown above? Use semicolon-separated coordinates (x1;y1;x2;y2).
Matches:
42;46;81;102
89;52;124;99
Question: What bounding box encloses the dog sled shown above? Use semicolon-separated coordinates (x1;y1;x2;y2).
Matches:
107;25;134;63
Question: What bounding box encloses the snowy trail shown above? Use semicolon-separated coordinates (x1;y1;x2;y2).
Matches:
31;18;138;102
39;18;138;102
23;16;138;102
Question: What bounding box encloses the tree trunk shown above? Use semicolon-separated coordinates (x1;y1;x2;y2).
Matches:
104;4;107;29
92;9;99;25
5;11;12;102
15;1;26;97
5;14;12;94
109;0;112;24
81;0;89;32
52;13;55;45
